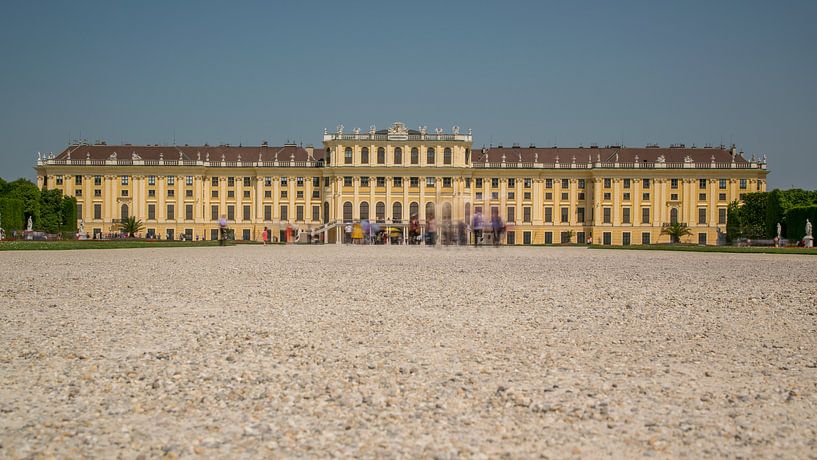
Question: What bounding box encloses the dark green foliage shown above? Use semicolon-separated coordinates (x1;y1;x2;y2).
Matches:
785;206;817;241
660;222;693;243
764;189;817;237
738;192;768;238
119;216;145;238
0;197;25;230
725;200;743;243
0;178;78;233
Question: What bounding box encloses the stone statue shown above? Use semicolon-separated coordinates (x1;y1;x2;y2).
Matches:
807;219;813;238
656;154;666;163
777;222;782;239
27;216;33;232
79;219;85;234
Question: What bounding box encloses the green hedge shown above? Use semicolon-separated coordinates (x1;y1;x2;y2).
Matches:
0;197;25;230
785;206;817;241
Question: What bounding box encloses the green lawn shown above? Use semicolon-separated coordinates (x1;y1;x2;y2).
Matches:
587;244;817;255
0;240;236;251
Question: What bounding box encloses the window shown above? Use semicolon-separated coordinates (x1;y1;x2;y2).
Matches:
228;190;235;198
167;204;175;220
377;177;385;187
622;207;631;224
410;148;418;165
622;232;631;246
508;178;516;188
476;192;483;200
671;179;679;189
545;192;552;200
491;192;499;200
212;205;219;221
264;205;272;221
603;192;611;200
577;207;585;223
698;233;707;245
312;177;320;187
523;231;532;245
699;193;706;201
93;203;102;220
296;205;304;221
344;147;353;164
121;175;129;185
508;191;515;200
376;202;385;222
94;176;102;186
545;179;553;189
295;177;303;187
324;177;330;187
120;204;129;220
227;205;234;220
545;232;553;244
642;178;650;189
361;147;369;164
603;207;611;224
394;147;402;164
561;192;569;200
577;232;586;244
410;177;419;187
377;147;385;164
74;175;82;186
670;193;678;201
491;178;499;188
507;206;515;223
465;178;471;188
476;178;483;188
165;189;174;198
523;206;531;222
280;190;287;198
670;208;679;224
561;179;569;189
54;176;63;186
545;207;553;223
186;176;194;186
698;207;707;224
280;205;288;221
604;178;611;188
560;207;569;223
443;148;452;165
623;178;631;189
507;231;515;245
148;176;156;186
295;191;303;199
719;193;726;201
212;177;220;186
344;176;352;187
312;205;320;222
187;190;194;198
699;179;707;189
343;202;353;221
360;177;369;187
642;207;650;224
577;179;585;189
426;177;436;186
718;208;727;224
603;232;612;245
186;204;194;221
426;148;435;165
312;190;320;199
560;232;571;244
643;192;650;200
739;179;747;189
719;179;727;189
240;205;249;221
642;232;651;245
241;177;250;187
213;190;220;198
623;192;631;201
148;204;155;220
242;229;250;241
393;177;403;187
524;192;531;200
443;177;452;187
75;190;83;197
524;178;532;188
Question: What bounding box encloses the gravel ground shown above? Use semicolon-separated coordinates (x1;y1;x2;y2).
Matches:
1;245;816;458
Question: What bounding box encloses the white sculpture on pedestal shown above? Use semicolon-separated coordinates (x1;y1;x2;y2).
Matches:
805;219;813;248
27;216;33;232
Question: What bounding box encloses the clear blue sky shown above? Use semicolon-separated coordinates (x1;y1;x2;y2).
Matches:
1;0;815;188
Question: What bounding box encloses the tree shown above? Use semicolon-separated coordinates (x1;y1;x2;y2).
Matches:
119;216;145;238
661;222;693;244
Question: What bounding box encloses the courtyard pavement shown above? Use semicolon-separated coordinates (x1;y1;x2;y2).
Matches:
1;245;815;458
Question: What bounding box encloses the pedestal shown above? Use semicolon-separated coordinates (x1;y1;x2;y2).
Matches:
805;236;814;248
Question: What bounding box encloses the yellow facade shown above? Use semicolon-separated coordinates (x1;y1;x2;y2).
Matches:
36;122;768;245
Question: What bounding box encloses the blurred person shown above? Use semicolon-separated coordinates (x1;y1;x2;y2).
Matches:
426;213;437;246
472;209;483;247
262;226;269;246
490;208;503;247
352;222;363;244
409;214;420;245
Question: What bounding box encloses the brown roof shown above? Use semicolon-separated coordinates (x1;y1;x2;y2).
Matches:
475;146;748;164
55;144;317;162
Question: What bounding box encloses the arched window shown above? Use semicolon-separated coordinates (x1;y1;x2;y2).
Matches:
427;148;435;165
343;202;353;222
360;201;369;221
442;202;452;221
670;208;679;224
465;203;471;223
377;147;385;164
376;202;385;222
392;202;403;223
425;202;435;219
394;147;402;165
410;202;419;219
121;204;129;220
443;148;452;165
344;147;352;164
323;201;329;224
361;147;369;164
411;148;419;165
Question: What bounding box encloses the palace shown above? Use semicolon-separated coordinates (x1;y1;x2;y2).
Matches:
35;122;768;245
